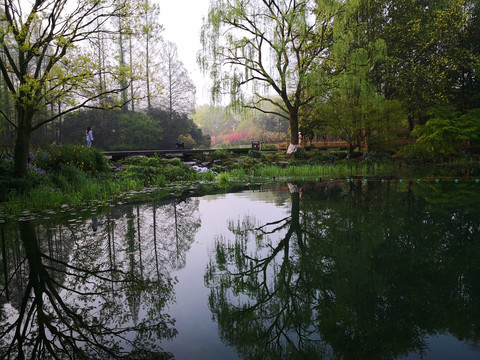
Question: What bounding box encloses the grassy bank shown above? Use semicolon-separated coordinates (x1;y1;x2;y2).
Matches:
0;145;479;217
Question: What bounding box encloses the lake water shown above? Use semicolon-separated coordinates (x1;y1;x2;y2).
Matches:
1;180;480;359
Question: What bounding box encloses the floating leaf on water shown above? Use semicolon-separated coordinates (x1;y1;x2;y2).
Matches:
18;216;36;222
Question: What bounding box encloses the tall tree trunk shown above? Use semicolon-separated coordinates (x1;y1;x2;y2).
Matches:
287;109;299;154
145;30;151;110
118;18;128;107
129;36;135;112
13;111;33;178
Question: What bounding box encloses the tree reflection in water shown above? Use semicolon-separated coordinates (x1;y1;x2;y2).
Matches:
0;196;203;359
205;181;480;360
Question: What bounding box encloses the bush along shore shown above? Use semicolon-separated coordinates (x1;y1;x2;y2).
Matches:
0;145;479;218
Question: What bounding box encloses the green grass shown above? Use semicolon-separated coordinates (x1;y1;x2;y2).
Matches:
1;176;146;215
253;160;398;179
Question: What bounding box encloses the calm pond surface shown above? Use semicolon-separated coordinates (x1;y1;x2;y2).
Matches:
1;180;480;359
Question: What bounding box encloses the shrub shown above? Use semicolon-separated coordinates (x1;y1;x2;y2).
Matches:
228;168;248;180
177;134;196;149
139;156;164;167
396;143;441;162
33;145;110;173
117;164;165;186
0;158;13;176
262;144;278;151
201;171;217;182
217;172;230;185
212;150;230;160
162;165;196;182
293;148;307;159
169;157;182;166
362;151;393;163
248;150;261;158
307;152;336;165
49;164;89;191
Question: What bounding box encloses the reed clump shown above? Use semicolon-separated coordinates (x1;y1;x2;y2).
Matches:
253;160;398;179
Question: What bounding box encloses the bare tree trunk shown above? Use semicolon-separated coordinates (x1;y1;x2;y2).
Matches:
145;2;152;111
118;17;128;107
13;110;33;177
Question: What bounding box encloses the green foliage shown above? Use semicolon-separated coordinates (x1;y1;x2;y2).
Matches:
362;151;393;163
61;108;209;151
307;152;337;165
117;165;166;186
169;157;182;166
33;145;110;173
248;150;261;158
192;105;240;138
396;143;441;162
200;0;335;145
116;156;196;185
256;160;397;179
50;164;89;190
217;172;230;185
293;148;307;159
177;134;196;149
262;144;278;151
227;168;248;181
412;108;480;157
162;165;196;182
118;155;168;167
201;170;217;182
110;113;163;150
212;149;230;160
381;0;477;128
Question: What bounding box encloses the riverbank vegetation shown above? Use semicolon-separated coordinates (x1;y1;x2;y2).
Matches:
1;144;479;217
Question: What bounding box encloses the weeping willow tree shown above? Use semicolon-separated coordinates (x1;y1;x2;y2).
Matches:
199;0;339;153
0;0;129;178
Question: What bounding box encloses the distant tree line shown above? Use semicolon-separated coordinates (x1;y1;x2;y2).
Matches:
36;108;210;150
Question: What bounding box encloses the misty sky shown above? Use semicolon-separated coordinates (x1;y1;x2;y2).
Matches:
158;0;211;105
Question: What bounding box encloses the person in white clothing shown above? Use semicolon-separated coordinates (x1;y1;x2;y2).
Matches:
86;127;94;148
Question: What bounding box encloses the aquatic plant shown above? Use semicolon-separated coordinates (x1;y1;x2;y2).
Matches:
254;160;398;179
217;172;230;185
201;170;217;182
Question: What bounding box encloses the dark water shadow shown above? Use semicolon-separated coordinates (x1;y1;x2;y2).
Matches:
205;181;480;360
